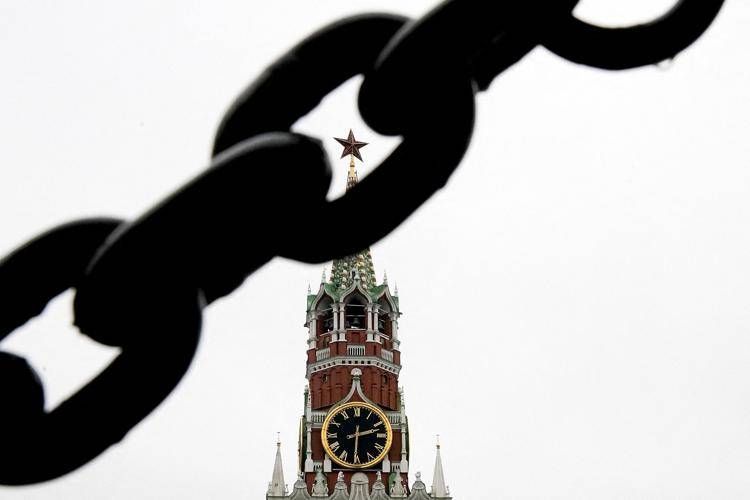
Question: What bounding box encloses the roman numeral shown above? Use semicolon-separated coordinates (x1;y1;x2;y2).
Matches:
329;441;340;452
377;433;387;439
353;407;361;417
339;450;348;461
353;454;361;464
327;432;337;439
340;410;349;420
367;452;376;461
330;421;341;428
373;421;382;427
367;410;373;420
374;443;384;452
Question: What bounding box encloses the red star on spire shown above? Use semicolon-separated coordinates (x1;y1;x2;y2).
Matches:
334;129;368;162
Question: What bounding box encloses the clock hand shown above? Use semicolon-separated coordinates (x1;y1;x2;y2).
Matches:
354;425;359;459
346;428;378;439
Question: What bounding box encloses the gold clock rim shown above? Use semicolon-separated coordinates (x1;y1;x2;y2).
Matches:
321;401;393;469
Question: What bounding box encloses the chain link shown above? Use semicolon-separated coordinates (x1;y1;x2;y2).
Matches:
0;1;725;485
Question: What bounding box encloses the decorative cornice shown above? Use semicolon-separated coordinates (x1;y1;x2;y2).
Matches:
308;409;403;428
306;356;401;378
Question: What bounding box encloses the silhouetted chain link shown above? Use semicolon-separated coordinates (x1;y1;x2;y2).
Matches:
0;0;725;485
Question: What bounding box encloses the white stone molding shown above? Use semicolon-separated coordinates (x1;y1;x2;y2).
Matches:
366;304;374;330
309;410;402;428
406;473;430;500
311;470;328;497
309;318;317;340
315;347;331;362
288;473;311;500
306;357;401;379
348;472;370;500
371;472;390;500
390;473;407;498
332;304;340;331
328;472;348;500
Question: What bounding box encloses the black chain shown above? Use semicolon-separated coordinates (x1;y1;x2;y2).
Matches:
0;0;725;485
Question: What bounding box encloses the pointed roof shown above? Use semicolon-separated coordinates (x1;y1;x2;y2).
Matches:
306;135;404;310
266;438;287;498
330;249;377;291
431;437;451;499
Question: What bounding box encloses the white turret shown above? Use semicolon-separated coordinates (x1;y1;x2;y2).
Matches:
430;437;451;499
267;437;288;499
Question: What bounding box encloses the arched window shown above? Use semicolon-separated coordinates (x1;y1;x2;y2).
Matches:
377;298;392;335
345;294;367;329
317;297;334;334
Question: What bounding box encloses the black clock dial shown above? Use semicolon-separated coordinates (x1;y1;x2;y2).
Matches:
322;402;393;469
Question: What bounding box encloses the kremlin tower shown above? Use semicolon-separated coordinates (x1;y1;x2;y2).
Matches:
265;131;453;500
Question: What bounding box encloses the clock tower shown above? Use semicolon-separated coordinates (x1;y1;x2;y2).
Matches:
264;132;453;500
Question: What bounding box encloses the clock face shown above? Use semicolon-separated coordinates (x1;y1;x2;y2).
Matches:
321;401;393;469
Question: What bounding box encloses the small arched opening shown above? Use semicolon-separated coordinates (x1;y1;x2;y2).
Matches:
345;294;367;329
377;298;392;335
317;296;334;334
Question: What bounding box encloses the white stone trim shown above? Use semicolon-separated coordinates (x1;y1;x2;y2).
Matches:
346;344;365;356
309;410;404;427
315;347;331;361
306;356;401;378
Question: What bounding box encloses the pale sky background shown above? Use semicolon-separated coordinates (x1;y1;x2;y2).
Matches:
2;1;750;498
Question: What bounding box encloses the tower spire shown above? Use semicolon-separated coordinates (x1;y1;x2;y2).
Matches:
266;435;287;498
430;436;451;499
330;130;377;290
347;155;358;191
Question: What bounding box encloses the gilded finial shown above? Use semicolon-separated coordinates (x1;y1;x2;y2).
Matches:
349;154;357;175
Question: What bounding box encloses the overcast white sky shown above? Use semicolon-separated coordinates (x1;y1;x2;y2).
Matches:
2;1;750;498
